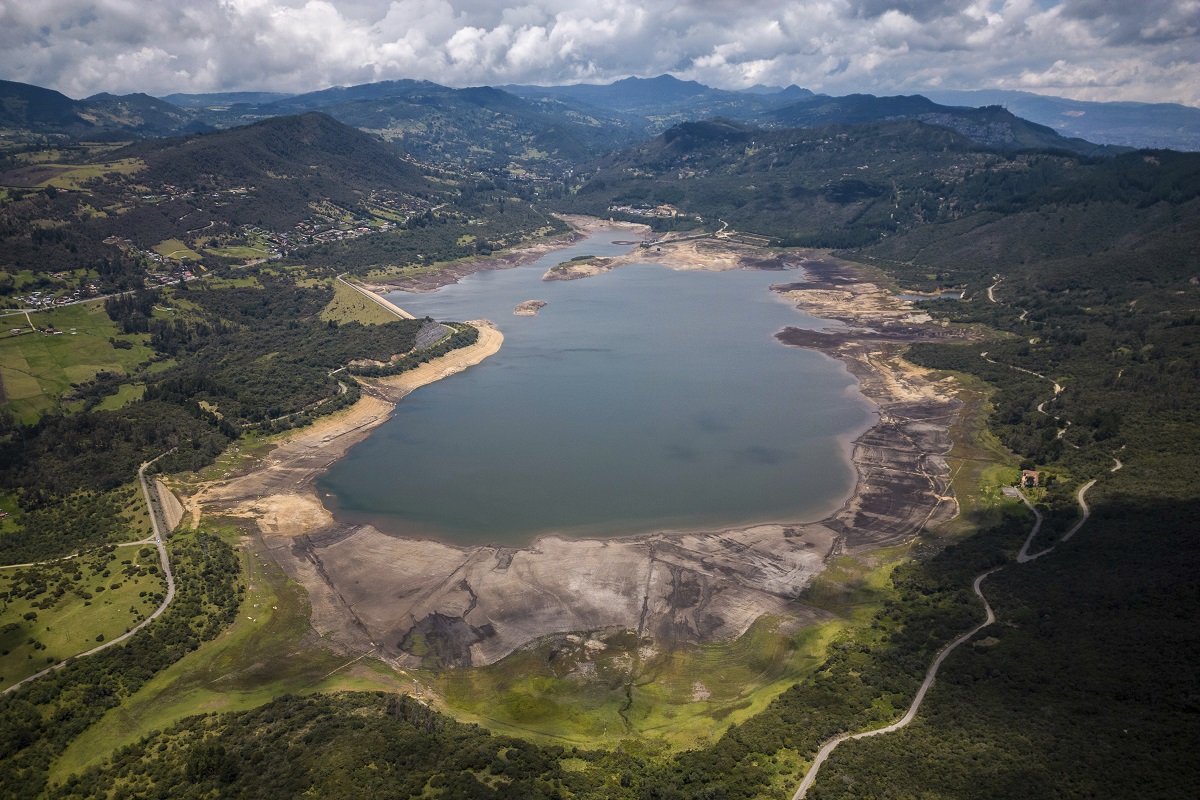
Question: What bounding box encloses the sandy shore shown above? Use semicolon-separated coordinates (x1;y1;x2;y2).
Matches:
360;321;502;402
544;227;805;282
178;224;968;673
770;255;970;552
184;321;503;539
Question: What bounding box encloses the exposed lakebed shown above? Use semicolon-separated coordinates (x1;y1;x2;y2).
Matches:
318;231;876;546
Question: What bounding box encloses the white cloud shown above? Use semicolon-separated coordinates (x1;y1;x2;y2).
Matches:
0;0;1195;105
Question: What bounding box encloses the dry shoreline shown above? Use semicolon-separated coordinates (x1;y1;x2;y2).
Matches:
180;322;503;537
184;219;965;672
358;214;650;295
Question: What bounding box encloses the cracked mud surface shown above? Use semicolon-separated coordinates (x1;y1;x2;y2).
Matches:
188;237;964;671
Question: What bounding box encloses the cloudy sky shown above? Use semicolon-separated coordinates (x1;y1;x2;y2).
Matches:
1;0;1198;105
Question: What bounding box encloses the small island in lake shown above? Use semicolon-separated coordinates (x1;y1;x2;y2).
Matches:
514;299;547;316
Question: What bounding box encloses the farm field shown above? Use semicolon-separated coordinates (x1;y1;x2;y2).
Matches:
0;302;153;422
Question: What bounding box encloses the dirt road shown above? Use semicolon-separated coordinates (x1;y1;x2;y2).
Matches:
2;453;179;696
790;475;1104;798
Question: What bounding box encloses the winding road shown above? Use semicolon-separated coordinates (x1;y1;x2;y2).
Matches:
791;566;1003;800
1;452;178;696
790;465;1114;799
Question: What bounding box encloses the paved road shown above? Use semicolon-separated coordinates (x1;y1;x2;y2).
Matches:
337;273;415;319
790;475;1104;798
1;452;178;696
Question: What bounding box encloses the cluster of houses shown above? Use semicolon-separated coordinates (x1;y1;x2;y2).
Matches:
247;190;437;256
101;236;194;284
366;189;429;218
12;285;98;310
135;184;253;205
8;324;77;337
291;219;387;247
607;203;688;218
243;219;389;257
9;186;439;313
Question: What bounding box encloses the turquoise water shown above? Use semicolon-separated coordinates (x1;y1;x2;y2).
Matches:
317;231;875;546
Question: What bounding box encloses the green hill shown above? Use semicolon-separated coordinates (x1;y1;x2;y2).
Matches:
111;111;433;233
769;93;1121;156
0;80;206;139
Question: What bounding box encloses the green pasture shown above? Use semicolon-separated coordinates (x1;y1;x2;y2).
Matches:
432;613;861;750
0;302;152;422
44;159;144;190
51;527;408;781
204;244;269;260
152;239;202;262
93;383;145;411
319;279;397;325
0;544;166;691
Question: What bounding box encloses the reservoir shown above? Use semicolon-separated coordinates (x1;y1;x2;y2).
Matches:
317;230;876;546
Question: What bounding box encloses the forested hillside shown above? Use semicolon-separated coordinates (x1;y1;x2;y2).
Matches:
0;80;205;140
0;111;562;307
114;112;431;230
768;93;1119;155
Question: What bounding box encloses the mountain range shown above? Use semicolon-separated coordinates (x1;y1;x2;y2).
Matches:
0;79;208;139
922;88;1200;151
3;75;1197;177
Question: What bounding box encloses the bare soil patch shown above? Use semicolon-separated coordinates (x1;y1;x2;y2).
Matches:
772;255;969;551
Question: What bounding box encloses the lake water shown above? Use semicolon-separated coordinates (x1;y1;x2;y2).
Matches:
317;231;876;546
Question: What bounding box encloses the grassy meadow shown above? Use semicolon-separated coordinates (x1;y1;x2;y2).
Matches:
51;523;411;781
0;302;153;422
0;543;166;691
319;279;400;325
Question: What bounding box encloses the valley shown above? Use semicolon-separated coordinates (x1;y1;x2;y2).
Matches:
0;73;1196;800
143;222;953;743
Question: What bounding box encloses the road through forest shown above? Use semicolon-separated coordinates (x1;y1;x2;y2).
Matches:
790;463;1115;799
